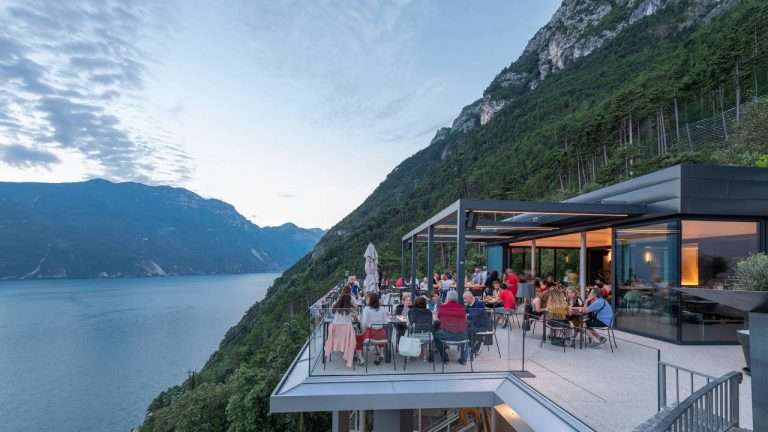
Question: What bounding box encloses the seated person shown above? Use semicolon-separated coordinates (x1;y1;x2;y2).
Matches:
395;293;412;317
355;293;389;366
428;292;441;313
565;287;584;308
394;293;413;340
546;288;570;328
407;296;434;359
575;287;614;346
332;294;356;323
464;291;491;354
433;291;468;365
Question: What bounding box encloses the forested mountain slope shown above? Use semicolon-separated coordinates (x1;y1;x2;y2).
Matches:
140;1;768;430
0;179;323;278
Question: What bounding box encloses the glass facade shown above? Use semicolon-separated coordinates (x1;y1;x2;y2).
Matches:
615;221;680;342
679;220;758;343
506;219;760;344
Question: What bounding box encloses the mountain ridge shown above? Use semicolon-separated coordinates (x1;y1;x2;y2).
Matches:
0;179;324;279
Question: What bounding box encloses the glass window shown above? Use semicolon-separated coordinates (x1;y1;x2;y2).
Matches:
680;220;757;343
681;220;759;289
615;221;679;341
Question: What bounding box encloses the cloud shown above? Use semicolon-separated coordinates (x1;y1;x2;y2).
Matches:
0;0;192;184
0;144;60;168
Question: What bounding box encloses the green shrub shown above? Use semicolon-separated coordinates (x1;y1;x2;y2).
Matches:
734;254;768;291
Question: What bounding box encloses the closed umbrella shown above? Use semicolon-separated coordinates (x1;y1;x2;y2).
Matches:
363;242;379;294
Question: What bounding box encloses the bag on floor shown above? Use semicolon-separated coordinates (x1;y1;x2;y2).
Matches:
398;336;421;357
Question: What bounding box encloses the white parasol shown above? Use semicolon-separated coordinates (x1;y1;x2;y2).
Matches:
363;242;379;294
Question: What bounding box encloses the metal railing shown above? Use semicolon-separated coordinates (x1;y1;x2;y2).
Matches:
656;361;742;431
658;361;718;411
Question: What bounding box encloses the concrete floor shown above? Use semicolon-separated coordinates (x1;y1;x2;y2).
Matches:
312;322;752;431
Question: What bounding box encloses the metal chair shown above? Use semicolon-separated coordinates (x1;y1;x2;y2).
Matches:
436;322;473;373
587;319;618;352
402;308;436;372
541;316;575;353
472;309;501;359
496;307;521;329
362;323;392;373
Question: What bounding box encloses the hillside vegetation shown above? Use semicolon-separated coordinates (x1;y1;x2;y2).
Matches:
140;1;768;430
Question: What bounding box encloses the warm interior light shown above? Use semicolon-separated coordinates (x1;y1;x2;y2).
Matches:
643;249;654;264
681;243;700;286
607;250;612;261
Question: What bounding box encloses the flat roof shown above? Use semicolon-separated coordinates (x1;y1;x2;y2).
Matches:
402;164;768;244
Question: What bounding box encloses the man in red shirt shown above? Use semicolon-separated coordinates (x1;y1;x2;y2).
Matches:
504;268;519;298
434;290;468;364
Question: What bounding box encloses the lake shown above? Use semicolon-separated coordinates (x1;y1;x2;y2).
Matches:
0;273;279;432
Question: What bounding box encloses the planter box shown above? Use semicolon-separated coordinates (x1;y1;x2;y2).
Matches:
676;288;768;313
737;329;751;375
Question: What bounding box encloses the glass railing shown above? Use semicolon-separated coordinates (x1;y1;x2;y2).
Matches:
306;286;693;431
307;287;527;376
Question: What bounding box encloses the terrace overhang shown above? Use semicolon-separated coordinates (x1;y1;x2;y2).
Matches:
401;198;648;243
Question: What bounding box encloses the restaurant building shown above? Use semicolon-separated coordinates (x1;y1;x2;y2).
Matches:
401;163;767;345
272;164;757;431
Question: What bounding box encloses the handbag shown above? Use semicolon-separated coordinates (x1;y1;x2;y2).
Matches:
398;336;422;357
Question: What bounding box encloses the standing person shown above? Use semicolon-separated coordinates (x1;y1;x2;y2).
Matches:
480;266;489;286
504;268;519;300
471;267;483;286
432;272;441;288
439;273;453;302
484;270;500;291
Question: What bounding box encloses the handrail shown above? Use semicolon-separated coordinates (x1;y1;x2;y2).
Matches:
655;371;742;432
658;361;718;410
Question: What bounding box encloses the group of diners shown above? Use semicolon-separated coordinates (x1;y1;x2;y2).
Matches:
525;279;615;347
329;271;524;367
327;269;616;370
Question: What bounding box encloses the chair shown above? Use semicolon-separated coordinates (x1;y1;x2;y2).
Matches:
540;315;574;353
363;323;392;373
402;308;435;372
471;309;501;359
522;304;544;337
437;322;473;373
496;306;521;329
324;322;356;369
587;319;618;352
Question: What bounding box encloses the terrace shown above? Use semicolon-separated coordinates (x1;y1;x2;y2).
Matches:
272;286;753;431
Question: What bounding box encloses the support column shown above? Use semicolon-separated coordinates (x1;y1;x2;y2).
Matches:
400;241;405;283
373;410;401;432
332;411;340;432
456;205;466;298
751;312;768;431
410;236;417;298
579;232;587;299
426;226;434;294
530;240;537;278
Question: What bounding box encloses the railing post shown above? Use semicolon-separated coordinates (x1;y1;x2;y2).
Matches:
658;362;667;411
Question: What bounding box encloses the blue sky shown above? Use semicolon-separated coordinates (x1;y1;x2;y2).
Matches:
0;0;560;228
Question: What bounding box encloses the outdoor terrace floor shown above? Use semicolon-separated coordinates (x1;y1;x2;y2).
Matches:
311;321;752;431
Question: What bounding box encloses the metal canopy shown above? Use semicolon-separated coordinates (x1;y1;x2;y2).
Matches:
401;198;648;242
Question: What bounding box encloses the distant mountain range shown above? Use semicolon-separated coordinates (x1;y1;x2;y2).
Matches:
0;179;324;279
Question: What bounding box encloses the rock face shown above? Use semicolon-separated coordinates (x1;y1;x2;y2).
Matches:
0;179;325;279
430;0;738;140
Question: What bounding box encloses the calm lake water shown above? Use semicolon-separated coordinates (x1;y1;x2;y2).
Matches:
0;273;279;432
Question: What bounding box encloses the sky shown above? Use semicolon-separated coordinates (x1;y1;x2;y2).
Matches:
0;0;560;229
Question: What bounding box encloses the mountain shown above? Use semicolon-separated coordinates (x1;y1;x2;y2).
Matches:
140;1;768;430
0;179;324;279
